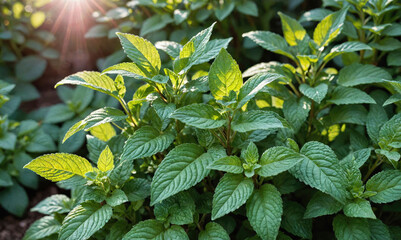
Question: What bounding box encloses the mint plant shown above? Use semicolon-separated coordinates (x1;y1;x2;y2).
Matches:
312;0;401;66
0;0;59;106
0;80;56;216
86;0;283;71
23;2;401;240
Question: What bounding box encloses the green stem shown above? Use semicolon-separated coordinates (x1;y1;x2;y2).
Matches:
118;97;137;128
211;129;226;147
288;82;301;97
363;155;383;182
226;114;233;155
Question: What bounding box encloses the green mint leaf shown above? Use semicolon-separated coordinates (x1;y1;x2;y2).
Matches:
281;201;312;239
304;192;343;219
151;144;216;204
140;14;173;36
153;100;176;131
367;104;388;144
379;113;401;151
212;173;254;220
122;178;150;202
300;8;333;22
23;216;61;240
338;63;392;87
123;220;164;239
25;130;56;153
237;73;283;109
109;158;133;187
343;198;376;219
170;103;226;129
383;93;401;106
154;192;195;225
43;104;75;124
299;83;328;104
236;1;258;17
214;2;234;20
258;146;304;177
243;31;294;60
31;194;71;215
369;219;392;240
155;41;182;59
59;202;112;240
340;148;371;169
328;105;367;125
175;23;216;73
0;170;13;187
328;86;376;105
366;170;401;203
246;184;283;240
242;142;259;164
193;38;232;66
107;220;131;240
15;56;47;82
208;156;243;174
0;183;29;217
106;189;128;207
283;97;311;132
199;222;230;240
120;126;175;161
290;141;349;203
163;226;189;239
0;132;16;150
209;48;242;100
324;41;372;61
333;215;370;240
123;221;189;240
231;110;287;133
174;9;190;25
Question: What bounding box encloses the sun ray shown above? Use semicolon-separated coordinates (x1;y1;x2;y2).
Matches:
49;0;109;65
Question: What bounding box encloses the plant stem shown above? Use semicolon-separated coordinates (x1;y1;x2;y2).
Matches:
111;122;124;131
363;155;383;182
288;82;301;97
226;114;233;155
118;97;137;128
210;129;226;147
307;101;315;136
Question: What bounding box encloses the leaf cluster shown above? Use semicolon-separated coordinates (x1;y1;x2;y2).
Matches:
22;0;401;239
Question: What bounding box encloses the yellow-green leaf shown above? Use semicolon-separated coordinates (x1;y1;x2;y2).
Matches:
313;8;348;48
24;153;93;182
102;62;150;80
278;12;307;46
97;146;114;172
114;75;126;98
116;33;161;76
90;123;116;142
209;48;242;100
55;71;117;98
31;11;46;29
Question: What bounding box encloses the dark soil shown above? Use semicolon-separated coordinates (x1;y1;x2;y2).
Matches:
0;184;61;240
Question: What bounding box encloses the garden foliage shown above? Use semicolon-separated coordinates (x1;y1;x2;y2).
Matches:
0;0;60;216
9;0;401;239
